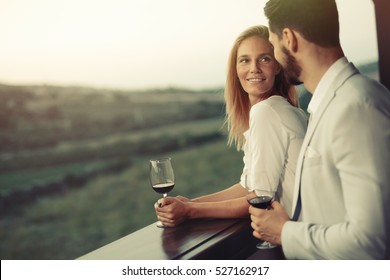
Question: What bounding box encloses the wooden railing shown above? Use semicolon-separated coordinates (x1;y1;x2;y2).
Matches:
77;218;285;260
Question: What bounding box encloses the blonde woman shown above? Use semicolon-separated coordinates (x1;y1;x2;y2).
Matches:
155;25;307;227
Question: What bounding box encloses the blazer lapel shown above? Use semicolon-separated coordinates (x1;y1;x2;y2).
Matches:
291;63;359;218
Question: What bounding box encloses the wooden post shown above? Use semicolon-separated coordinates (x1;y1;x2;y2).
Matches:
373;0;390;90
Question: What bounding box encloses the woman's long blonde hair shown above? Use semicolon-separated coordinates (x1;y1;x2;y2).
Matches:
224;25;298;150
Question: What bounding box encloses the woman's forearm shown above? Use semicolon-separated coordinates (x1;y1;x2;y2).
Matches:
187;196;250;219
192;183;248;203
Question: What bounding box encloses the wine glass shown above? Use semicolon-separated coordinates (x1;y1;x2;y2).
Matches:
247;189;277;249
149;157;175;228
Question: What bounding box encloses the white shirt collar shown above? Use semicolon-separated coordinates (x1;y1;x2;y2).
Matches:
307;57;349;115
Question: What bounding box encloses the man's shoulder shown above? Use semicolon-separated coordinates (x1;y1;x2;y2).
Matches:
336;73;390;103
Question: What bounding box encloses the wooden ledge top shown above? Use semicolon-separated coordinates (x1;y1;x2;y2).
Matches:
78;218;284;260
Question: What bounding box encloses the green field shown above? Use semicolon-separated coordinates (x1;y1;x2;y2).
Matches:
0;117;225;194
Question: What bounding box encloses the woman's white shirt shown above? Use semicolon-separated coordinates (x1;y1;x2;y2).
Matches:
240;95;307;217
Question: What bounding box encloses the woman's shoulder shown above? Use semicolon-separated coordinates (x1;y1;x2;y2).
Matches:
250;97;279;115
257;96;308;132
252;95;302;115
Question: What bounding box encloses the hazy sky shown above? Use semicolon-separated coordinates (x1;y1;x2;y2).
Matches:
0;0;378;90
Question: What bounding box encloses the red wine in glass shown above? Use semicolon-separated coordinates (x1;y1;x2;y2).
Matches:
247;196;272;209
152;182;175;195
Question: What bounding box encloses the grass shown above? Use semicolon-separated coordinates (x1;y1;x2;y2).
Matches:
0;139;243;259
0;160;114;195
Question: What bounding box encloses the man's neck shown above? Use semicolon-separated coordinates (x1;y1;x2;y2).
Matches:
300;45;344;94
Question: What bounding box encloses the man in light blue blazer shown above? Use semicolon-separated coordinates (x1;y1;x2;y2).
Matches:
249;0;390;259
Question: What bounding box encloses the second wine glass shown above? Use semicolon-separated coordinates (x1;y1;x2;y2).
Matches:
149;157;175;228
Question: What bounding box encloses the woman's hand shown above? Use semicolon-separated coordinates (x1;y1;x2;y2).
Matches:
154;197;190;227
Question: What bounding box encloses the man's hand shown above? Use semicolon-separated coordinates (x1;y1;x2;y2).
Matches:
249;200;290;246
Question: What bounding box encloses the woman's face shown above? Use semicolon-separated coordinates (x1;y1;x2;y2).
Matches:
236;36;280;105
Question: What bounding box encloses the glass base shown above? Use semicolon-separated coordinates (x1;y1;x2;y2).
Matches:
155;220;165;228
256;241;277;249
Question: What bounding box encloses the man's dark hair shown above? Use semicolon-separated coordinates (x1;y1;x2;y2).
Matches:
264;0;340;47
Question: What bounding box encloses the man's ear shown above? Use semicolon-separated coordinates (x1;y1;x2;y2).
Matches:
282;28;298;53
